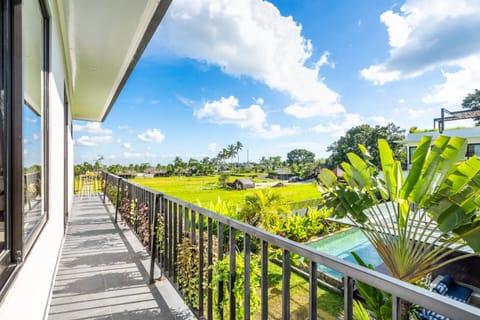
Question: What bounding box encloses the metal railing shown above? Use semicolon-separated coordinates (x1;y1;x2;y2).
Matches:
100;171;480;320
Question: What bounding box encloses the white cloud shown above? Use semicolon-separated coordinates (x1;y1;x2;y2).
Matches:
137;128;165;143
73;122;112;134
208;143;217;152
76;135;113;147
311;114;391;138
123;143;131;149
361;0;480;86
422;56;480;106
152;0;344;118
32;133;39;140
123;151;143;159
255;124;300;139
118;125;129;130
195;96;266;130
195;96;300;139
176;95;195;107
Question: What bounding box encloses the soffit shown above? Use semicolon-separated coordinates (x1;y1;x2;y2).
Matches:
54;0;170;121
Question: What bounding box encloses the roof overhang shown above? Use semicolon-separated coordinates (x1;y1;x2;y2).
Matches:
54;0;171;121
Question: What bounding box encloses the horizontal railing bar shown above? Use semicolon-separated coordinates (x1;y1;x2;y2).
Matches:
101;172;480;320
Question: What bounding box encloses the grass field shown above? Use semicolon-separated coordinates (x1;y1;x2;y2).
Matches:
132;175;322;208
265;262;343;319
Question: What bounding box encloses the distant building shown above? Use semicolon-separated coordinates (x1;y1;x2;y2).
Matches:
233;178;255;190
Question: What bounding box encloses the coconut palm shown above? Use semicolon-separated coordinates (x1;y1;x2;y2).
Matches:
318;136;480;284
235;141;243;166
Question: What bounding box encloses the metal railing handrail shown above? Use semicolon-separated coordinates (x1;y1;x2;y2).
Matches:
100;171;480;320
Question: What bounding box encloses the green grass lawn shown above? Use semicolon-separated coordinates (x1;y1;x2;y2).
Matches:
263;262;343;319
132;175;322;208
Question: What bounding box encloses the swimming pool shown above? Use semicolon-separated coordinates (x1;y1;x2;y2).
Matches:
307;228;384;279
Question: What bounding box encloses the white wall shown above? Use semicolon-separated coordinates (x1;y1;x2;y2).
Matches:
0;1;70;318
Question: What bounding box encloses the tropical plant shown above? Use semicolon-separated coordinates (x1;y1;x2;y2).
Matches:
239;189;290;233
318;136;480;285
351;252;392;320
212;253;261;320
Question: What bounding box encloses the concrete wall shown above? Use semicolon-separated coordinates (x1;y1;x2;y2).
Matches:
0;1;71;318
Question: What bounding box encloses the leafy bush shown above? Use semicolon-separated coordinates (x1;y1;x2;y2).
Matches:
212;253;261;319
278;207;340;242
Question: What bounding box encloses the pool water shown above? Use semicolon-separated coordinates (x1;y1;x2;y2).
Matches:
307;228;384;279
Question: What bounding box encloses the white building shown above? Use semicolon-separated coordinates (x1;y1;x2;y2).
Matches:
404;126;480;168
0;0;171;318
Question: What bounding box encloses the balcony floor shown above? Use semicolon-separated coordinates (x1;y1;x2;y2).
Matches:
48;194;195;320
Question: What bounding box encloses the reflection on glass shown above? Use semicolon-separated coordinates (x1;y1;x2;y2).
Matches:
23;0;44;241
0;87;4;252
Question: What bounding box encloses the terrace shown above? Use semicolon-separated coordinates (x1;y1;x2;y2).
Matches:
46;172;480;319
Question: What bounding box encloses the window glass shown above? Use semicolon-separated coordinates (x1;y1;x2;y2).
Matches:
22;0;45;242
408;146;417;165
466;144;480;158
0;1;4;253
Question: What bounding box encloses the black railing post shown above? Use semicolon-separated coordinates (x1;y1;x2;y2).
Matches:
173;202;178;283
309;261;318;320
167;200;173;276
149;194;159;284
198;213;204;316
102;172;107;203
229;226;236;320
243;233;251;320
207;217;213;320
261;240;268;320
114;178;122;223
392;295;401;320
344;276;354;320
282;249;291;320
217;222;224;320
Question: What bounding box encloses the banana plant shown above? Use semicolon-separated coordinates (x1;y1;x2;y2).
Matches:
318;136;480;283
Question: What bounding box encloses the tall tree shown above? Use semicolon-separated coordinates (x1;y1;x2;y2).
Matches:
461;89;480;125
227;144;236;164
286;149;315;167
235;141;243;166
326;123;405;169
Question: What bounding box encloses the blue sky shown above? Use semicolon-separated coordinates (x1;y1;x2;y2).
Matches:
74;0;480;165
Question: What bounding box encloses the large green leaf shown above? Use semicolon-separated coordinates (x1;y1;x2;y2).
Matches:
409;136;466;205
400;136;431;200
346;152;371;189
455;223;480;252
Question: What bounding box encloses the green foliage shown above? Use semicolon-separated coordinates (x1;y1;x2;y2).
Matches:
278;207;339;242
318;136;480;284
239;189;290;232
287;148;316;167
218;172;230;188
351;252;392;320
326;123;406;169
212;253;261;320
177;238;206;309
462;89;480;125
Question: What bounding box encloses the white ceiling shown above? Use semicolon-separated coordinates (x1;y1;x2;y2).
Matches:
53;0;171;121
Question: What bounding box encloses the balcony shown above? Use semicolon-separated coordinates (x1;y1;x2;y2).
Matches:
47;172;480;320
47;194;194;319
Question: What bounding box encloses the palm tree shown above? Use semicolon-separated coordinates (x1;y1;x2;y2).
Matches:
239;189;290;233
235;141;243;167
227;144;236;165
